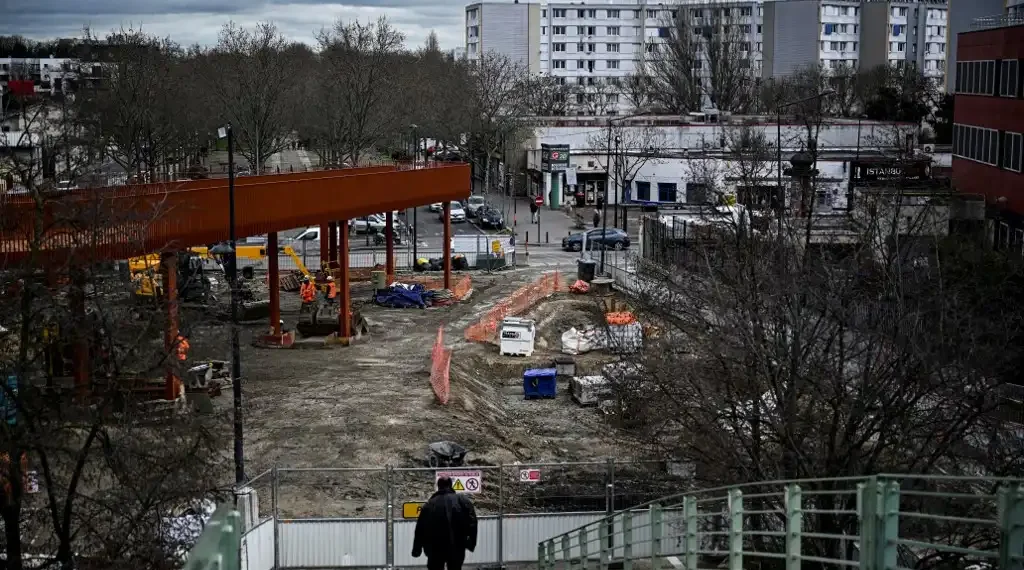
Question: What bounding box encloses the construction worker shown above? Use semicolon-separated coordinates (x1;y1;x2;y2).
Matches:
175;333;190;364
325;275;337;307
299;276;316;314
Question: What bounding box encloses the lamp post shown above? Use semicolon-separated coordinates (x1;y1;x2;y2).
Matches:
410;124;419;261
776;90;836;210
215;124;244;486
614;134;622;230
601;111;649;274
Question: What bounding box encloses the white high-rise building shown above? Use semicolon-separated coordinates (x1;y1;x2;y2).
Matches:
465;0;948;114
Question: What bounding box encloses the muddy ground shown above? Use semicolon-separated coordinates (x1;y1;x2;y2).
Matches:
183;269;675;518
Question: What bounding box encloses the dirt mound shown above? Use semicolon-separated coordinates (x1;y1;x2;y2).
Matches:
524;296;606;351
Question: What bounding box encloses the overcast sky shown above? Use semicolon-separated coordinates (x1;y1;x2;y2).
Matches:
1;0;476;50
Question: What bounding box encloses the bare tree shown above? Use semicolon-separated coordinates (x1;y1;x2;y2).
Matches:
699;8;757;113
524;75;573;117
644;14;702;114
1;88;227;570
434;53;529;193
623;71;657;113
204;22;297;173
310;17;405;167
587;124;668;208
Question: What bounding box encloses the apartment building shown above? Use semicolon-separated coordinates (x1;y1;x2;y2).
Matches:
465;2;544;73
950;17;1024;253
466;0;948;114
0;57;78;96
946;0;1006;92
762;0;947;79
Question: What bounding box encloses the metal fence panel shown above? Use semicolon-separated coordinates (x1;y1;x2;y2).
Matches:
392;517;499;567
503;513;606;562
240;518;275;570
279;519;387;568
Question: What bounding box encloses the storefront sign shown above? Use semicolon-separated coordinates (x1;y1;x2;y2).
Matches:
541;144;570;172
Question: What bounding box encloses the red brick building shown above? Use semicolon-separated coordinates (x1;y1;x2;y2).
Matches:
952;20;1024;253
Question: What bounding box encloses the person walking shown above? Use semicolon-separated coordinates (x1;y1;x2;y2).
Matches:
592;208;601;229
529;198;539;223
412;477;478;570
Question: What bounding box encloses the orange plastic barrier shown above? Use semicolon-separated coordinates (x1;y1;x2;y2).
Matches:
464;271;564;344
605;312;636;325
402;275;473;301
430;326;451;404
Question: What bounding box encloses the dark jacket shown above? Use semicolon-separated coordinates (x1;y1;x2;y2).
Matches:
412;489;478;558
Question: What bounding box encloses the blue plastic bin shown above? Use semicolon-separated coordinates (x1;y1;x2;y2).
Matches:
523;368;557;399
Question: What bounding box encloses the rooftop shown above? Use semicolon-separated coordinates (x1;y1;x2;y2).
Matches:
970;14;1024;31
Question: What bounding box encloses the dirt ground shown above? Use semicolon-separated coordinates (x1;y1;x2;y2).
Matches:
186;269;662;517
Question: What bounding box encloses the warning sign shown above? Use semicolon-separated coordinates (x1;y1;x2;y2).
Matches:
436;470;482;494
519;468;541;483
403;502;425;519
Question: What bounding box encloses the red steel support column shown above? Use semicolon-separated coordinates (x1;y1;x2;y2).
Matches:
161;252;181;400
443;202;452;290
268;232;281;336
328;222;339;268
385;212;395;284
319;222;330;269
70;269;89;400
338;219;352;338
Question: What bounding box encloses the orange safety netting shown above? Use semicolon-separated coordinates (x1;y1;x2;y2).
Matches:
404;275;473;301
430;326;451;405
605;312;636;325
464;270;564;344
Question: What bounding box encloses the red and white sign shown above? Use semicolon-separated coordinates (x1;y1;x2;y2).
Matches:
436;470;482;494
550;151;562;160
534;196;544;207
519;468;541;483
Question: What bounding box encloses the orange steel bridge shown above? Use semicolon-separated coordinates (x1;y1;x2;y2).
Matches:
1;163;470;399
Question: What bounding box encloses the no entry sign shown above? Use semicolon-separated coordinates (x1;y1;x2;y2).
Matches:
519;468;541;483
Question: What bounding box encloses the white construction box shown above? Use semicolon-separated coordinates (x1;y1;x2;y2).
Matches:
570;375;613;406
499;317;537;357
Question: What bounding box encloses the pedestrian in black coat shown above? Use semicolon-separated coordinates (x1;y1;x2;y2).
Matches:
412;477;478;570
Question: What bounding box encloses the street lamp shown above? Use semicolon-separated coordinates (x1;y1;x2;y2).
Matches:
410;124;419;261
601;111;650;274
776;90;836;208
215;124;244;486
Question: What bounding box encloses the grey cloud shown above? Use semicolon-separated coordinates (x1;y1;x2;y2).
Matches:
1;0;465;48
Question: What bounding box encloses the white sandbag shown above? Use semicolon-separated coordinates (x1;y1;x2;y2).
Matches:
561;327;606;355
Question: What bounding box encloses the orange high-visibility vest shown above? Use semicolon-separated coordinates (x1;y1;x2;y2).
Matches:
300;282;315;302
176;336;189;361
327;281;337;299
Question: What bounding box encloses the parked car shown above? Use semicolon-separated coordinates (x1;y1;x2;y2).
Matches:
350;214;387;234
428;202;443;212
477;206;504;229
562;228;630;251
439;201;466;222
465;195;486;217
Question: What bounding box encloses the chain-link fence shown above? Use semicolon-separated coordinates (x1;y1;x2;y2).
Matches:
242;459;693;569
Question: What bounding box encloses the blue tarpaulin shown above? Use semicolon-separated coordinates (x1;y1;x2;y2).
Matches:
374;283;435;309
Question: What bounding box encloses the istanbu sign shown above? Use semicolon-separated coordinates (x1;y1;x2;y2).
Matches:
852;160;928;181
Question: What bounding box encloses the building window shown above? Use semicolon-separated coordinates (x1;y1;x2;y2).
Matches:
1003;132;1023;172
607;60;619;69
646;43;657;54
1000;60;1019;98
757;24;763;34
607;43;620;52
635;181;651;201
542;9;547;17
553;9;566;17
607;9;620;18
658;27;670;38
740;7;752;16
553;26;566;35
553;60;566;69
586;26;596;35
658;183;678;202
607;26;620;35
692;8;703;18
554;43;566;52
739;24;751;34
953;123;1001;167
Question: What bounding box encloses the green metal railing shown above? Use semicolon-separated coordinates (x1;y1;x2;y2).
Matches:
538;475;1024;570
183;505;241;570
